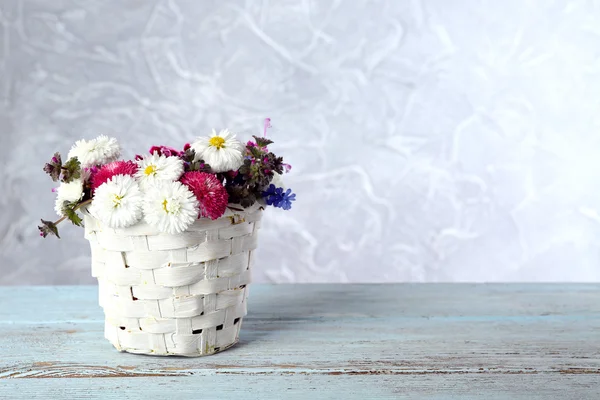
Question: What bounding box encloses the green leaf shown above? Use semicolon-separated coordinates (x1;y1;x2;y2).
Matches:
183;148;196;163
43;152;62;182
252;135;274;147
38;219;60;239
66;209;83;227
62;201;84;227
181;148;214;173
239;193;257;208
248;145;263;159
61;157;81;183
271;155;284;174
238;159;251;175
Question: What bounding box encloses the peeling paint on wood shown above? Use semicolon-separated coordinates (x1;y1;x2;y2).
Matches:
0;284;599;399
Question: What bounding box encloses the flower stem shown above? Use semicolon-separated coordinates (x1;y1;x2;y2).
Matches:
52;198;93;226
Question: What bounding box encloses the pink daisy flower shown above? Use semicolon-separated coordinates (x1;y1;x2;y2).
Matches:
180;171;229;220
91;161;138;192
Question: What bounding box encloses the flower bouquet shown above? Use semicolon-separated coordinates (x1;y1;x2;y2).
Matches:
39;119;295;356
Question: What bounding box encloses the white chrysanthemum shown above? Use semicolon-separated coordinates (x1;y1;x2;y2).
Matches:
135;153;184;190
271;172;286;189
89;174;143;228
67;135;121;167
191;129;245;173
54;180;85;217
143;181;199;234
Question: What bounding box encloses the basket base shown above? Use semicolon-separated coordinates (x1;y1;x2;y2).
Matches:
109;339;240;357
103;319;244;357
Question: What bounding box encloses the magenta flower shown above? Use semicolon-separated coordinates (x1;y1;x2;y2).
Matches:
180;171;229;220
91;161;138;192
149;145;183;158
245;141;268;155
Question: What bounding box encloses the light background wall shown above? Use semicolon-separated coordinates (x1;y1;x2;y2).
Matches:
1;0;600;284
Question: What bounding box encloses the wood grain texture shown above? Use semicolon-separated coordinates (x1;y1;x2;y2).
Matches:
0;284;599;399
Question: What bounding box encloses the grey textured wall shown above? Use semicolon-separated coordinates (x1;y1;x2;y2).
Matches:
1;0;599;284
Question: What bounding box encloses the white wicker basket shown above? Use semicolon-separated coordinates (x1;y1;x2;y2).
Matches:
82;204;262;357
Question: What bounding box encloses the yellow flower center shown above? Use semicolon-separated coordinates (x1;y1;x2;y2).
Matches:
162;198;181;215
209;136;226;149
112;194;123;208
144;165;157;176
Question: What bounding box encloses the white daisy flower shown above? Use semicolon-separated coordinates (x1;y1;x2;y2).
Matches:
54;180;84;217
143;181;199;234
135;153;184;190
271;172;286;189
191;129;245;173
89;174;143;229
67;135;121;167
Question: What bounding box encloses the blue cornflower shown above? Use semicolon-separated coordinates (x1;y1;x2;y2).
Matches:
262;184;296;210
278;188;296;210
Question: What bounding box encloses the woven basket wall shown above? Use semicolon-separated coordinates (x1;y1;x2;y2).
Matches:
83;205;262;357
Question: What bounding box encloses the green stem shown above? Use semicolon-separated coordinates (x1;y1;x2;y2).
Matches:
52;198;93;226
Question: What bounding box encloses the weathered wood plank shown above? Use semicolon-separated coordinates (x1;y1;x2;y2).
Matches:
1;375;600;400
0;284;598;398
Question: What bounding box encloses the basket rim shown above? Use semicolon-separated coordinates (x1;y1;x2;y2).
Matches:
82;201;264;237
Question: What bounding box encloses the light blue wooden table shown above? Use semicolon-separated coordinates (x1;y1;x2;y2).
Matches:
0;284;599;399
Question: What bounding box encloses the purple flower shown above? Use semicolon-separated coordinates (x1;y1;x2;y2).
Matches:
149;145;183;158
262;184;296;210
